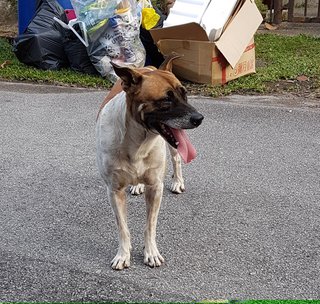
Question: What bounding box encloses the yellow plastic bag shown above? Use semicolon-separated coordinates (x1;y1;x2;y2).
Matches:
141;7;160;30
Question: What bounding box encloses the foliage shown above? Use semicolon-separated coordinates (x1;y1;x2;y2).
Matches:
255;0;268;14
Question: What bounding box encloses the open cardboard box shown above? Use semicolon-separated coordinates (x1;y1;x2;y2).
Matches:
150;0;263;85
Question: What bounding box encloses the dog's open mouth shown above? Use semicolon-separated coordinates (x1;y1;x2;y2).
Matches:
158;123;196;163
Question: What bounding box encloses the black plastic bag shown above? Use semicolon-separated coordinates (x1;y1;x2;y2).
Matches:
13;0;69;70
63;24;99;75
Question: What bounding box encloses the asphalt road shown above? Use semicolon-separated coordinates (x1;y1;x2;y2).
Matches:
1;82;320;301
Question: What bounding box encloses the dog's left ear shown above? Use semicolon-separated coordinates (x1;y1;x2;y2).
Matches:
111;62;143;91
159;52;182;72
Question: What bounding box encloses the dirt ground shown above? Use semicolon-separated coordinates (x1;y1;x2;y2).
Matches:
0;0;17;38
0;21;17;38
258;21;320;37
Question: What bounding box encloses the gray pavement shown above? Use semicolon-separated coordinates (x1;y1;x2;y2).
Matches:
1;82;320;301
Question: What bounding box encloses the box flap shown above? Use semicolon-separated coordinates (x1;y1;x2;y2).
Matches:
150;22;209;44
221;0;244;33
215;0;262;68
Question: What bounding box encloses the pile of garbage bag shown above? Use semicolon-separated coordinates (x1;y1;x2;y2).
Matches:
13;0;164;81
73;0;145;81
13;0;97;74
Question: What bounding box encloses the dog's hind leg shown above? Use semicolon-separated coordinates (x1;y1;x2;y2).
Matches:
108;188;131;270
168;145;185;194
144;182;165;267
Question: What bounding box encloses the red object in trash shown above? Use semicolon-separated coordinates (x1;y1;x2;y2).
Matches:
65;9;76;20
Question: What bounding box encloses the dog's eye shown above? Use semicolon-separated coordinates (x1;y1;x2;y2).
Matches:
162;90;175;105
164;96;172;103
161;99;172;109
157;95;173;111
167;90;175;99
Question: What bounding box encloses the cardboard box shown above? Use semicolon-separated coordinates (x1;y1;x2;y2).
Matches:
164;0;239;42
150;0;263;85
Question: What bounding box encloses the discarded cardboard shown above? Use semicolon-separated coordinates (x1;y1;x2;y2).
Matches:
163;0;239;41
150;0;263;85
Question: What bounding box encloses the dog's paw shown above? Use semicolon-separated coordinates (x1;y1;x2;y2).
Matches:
144;248;165;268
170;179;185;194
129;183;145;195
111;252;131;270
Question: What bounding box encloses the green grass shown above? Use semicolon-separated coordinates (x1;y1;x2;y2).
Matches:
205;33;320;96
1;34;320;96
0;37;112;89
239;301;320;304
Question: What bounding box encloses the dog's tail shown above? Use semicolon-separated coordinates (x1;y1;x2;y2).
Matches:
159;52;182;72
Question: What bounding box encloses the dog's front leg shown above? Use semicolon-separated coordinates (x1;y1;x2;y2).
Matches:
144;182;165;267
108;188;131;270
168;145;185;193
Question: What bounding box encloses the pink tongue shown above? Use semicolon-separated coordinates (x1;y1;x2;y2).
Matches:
171;128;197;163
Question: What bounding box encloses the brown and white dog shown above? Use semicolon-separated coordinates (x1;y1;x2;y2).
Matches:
96;54;203;270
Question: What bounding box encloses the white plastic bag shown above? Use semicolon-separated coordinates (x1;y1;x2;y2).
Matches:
71;0;146;82
71;0;121;29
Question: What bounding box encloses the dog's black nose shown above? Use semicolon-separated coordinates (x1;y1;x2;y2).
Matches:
190;113;204;127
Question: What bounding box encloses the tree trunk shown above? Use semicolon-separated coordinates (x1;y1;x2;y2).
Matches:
273;0;283;24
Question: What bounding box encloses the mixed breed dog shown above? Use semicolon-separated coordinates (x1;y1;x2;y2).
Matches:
96;54;204;270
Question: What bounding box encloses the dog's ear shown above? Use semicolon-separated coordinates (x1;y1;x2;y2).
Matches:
159;52;182;72
111;62;143;91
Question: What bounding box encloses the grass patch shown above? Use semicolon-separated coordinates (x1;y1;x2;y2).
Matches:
240;301;320;304
0;37;112;89
202;33;320;97
1;34;320;96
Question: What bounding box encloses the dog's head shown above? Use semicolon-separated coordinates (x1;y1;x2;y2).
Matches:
111;54;203;151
